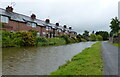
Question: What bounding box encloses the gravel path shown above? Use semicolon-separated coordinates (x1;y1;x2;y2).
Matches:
101;41;118;75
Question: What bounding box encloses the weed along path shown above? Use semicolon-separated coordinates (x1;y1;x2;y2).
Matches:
2;42;96;75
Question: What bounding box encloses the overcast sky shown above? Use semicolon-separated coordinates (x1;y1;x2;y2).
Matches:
0;0;119;34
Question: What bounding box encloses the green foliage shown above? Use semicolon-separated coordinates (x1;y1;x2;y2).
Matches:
60;35;72;44
81;38;87;42
2;31;15;47
89;34;97;41
112;43;120;47
96;35;103;41
110;17;120;36
82;30;89;41
29;29;38;37
71;37;79;43
36;37;48;42
95;31;109;40
16;31;36;46
76;34;81;42
2;31;36;47
51;42;103;75
47;37;66;45
2;31;79;47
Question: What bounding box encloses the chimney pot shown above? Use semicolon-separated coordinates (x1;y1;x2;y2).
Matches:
69;27;72;30
45;19;50;23
64;25;67;28
31;14;36;19
55;23;59;26
6;6;13;12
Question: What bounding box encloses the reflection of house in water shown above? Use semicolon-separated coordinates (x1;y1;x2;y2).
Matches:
0;6;77;38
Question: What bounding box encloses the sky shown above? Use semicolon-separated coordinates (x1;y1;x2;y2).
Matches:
0;0;119;34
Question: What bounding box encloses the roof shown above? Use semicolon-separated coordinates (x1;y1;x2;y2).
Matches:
0;8;77;33
0;8;45;26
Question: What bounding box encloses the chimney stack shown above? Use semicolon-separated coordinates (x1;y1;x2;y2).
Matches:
63;25;67;28
31;14;36;20
69;27;72;30
6;6;13;12
45;19;50;23
55;23;59;26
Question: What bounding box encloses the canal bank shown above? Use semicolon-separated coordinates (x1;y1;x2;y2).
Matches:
2;42;95;75
51;42;103;75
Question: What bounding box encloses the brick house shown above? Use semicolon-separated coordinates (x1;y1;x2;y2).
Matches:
0;6;77;38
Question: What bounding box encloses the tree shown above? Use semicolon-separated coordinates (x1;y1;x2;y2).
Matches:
92;31;95;34
96;35;103;41
95;31;109;40
89;34;96;41
82;30;89;41
76;34;81;42
110;17;120;36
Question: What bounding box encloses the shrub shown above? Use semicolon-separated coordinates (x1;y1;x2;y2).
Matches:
2;31;36;47
81;38;87;42
2;31;15;47
89;34;97;41
96;35;103;41
71;37;79;43
36;37;48;42
76;34;81;42
16;31;36;46
47;37;66;45
60;35;72;44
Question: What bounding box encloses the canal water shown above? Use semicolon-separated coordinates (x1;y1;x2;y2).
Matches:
2;42;96;75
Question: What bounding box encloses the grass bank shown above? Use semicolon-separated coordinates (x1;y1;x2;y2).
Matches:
112;43;120;47
51;42;103;75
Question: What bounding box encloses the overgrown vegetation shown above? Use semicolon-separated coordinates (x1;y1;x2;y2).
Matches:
95;31;109;40
2;31;36;47
2;31;80;47
51;42;103;75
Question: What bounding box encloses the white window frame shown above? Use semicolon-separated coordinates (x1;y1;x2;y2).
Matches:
46;26;49;31
49;27;51;30
27;22;36;28
0;16;9;23
31;23;36;28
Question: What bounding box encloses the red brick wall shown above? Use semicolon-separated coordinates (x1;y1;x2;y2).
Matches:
1;19;77;37
1;20;41;36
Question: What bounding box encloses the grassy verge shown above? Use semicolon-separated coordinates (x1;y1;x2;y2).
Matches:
37;37;66;46
112;43;120;47
51;42;103;75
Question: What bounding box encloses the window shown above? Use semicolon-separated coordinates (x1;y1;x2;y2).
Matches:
37;32;40;37
59;29;61;32
43;32;46;35
49;27;51;30
0;16;9;23
31;23;36;28
65;30;68;33
27;22;36;28
10;31;16;33
46;26;49;31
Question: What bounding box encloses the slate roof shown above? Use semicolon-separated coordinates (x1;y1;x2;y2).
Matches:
0;8;76;33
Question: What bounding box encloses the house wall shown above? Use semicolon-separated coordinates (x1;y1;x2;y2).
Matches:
1;17;77;38
1;20;41;36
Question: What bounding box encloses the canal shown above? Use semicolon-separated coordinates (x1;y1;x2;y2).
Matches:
2;42;96;75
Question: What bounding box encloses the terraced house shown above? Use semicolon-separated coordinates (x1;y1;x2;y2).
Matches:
0;6;77;38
